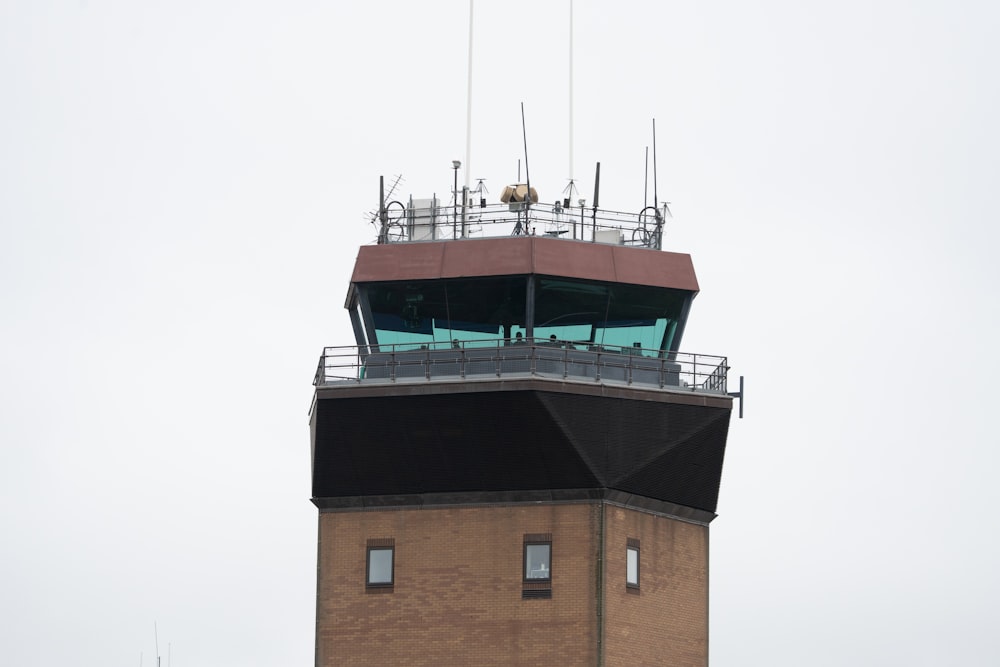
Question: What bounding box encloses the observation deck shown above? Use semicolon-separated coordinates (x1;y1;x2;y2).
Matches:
314;340;729;396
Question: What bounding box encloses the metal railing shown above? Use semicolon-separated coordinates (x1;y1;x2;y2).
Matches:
378;200;668;250
313;339;728;395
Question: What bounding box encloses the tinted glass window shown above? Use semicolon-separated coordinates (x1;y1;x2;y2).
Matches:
525;543;551;580
364;276;528;349
534;278;690;354
367;547;394;585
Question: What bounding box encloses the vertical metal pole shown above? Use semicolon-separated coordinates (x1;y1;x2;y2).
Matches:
453;165;459;239
465;0;474;194
461;186;468;238
378;176;387;244
521;103;531;208
591;162;600;241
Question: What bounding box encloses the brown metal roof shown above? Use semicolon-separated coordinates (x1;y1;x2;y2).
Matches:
351;237;699;291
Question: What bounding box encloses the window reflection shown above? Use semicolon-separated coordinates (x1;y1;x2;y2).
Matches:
525;543;551;580
367;547;394;585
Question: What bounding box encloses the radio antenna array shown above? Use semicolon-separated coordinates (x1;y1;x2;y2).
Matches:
365;174;404;229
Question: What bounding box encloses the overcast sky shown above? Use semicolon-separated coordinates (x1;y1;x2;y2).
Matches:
2;1;999;665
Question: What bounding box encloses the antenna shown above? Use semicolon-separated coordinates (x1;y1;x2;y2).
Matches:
591;161;600;239
652;118;659;212
474;178;488;207
651;118;670;249
562;179;578;207
644;145;649;209
378;176;387;244
521;102;531;207
366;174;403;236
464;0;474;192
154;622;160;667
568;0;574;183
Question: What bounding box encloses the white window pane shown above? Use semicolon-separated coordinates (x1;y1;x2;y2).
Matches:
525;544;551;579
626;547;639;585
368;548;393;584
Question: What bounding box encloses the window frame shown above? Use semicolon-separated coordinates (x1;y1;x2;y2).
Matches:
626;538;640;590
521;532;553;599
366;538;395;589
523;541;552;583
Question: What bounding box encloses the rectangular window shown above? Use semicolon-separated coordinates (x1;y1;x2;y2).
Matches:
366;538;395;589
525;543;551;580
626;538;640;590
522;533;552;599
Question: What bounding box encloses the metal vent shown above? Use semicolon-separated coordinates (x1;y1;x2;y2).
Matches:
522;588;552;599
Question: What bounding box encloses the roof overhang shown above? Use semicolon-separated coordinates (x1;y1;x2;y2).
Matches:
349;237;699;292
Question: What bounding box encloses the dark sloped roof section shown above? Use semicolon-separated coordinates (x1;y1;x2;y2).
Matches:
536;393;731;513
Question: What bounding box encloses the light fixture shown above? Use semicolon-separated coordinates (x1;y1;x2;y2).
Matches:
452;160;461;169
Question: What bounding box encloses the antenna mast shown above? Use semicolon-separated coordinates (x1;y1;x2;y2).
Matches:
568;0;574;183
644;145;649;209
651;118;667;249
652;118;659;212
521;103;531;206
464;0;474;192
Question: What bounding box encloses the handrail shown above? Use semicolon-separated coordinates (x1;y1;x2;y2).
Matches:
380;201;669;249
313;339;728;395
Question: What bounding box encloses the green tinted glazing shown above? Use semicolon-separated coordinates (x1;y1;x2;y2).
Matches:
364;276;528;349
362;275;690;355
534;278;689;354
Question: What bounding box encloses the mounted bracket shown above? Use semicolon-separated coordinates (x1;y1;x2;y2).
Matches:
727;375;745;419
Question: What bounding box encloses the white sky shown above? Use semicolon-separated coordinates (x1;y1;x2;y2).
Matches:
2;1;998;665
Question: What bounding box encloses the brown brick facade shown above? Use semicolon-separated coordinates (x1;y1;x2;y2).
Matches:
603;505;708;667
316;502;707;666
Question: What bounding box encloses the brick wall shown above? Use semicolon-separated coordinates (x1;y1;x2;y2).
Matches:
317;503;600;666
602;505;709;667
315;502;707;666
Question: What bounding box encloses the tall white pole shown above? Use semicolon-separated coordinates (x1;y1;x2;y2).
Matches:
465;0;474;192
568;0;574;182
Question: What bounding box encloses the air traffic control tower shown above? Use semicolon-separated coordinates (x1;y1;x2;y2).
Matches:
310;187;735;666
